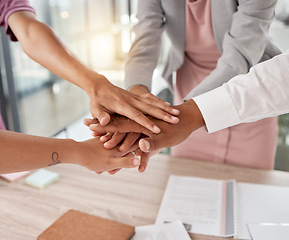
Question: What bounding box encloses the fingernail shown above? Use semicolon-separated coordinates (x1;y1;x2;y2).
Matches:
172;109;180;115
143;140;150;150
104;142;110;148
139;166;145;173
165;101;171;106
171;116;179;122
153;125;161;133
133;158;140;166
100;117;105;125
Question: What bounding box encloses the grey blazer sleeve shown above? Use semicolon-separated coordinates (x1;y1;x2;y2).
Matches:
124;0;165;91
185;0;281;100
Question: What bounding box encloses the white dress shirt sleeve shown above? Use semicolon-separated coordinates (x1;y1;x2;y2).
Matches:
192;50;289;133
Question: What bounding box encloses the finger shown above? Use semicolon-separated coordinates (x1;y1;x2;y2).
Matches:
119;133;141;152
92;131;102;138
117;100;179;129
89;121;153;137
122;142;141;156
117;105;161;134
108;168;121;175
139;137;160;153
95;171;104;174
91;106;111;126
138;152;151;173
134;100;179;124
83;118;98;127
139;93;179;116
100;132;114;143
104;133;126;149
124;148;147;173
89;124;108;136
108;154;140;169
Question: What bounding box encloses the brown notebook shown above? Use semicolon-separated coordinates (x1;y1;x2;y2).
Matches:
37;210;135;240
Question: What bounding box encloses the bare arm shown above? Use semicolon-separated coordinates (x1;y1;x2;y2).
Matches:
7;11;179;133
0;130;140;174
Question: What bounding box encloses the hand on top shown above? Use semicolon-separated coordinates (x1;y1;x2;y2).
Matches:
84;99;205;173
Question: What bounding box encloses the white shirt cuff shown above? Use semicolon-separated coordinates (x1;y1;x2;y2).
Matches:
193;86;240;133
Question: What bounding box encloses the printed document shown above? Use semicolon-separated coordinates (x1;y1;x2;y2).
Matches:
156;175;289;239
133;220;191;240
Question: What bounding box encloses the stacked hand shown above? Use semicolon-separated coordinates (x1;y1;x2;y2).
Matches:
9;11;180;136
84;96;205;174
86;74;180;133
73;137;142;173
5;10;200;175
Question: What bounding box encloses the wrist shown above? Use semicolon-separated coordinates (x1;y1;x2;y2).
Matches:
66;138;103;170
82;72;111;98
175;99;205;133
60;139;80;165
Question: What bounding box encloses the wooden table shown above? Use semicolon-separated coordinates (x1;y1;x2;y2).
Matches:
1;153;289;240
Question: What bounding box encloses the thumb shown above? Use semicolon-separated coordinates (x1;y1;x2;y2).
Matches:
91;106;111;126
139;136;161;153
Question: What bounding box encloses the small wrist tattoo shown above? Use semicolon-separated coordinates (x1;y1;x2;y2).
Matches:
48;152;61;166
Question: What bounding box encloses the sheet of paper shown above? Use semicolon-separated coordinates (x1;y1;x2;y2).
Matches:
155;175;225;236
247;223;289;240
237;183;289;239
133;220;191;240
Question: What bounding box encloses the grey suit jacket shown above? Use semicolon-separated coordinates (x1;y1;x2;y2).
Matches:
124;0;281;99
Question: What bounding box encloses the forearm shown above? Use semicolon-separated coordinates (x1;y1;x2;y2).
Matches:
124;0;165;91
174;99;205;133
224;51;289;123
0;130;77;174
8;11;97;94
193;51;289;133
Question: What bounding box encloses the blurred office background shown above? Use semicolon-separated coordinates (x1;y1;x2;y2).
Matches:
1;0;289;170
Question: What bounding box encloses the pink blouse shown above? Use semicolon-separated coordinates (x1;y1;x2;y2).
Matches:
175;0;220;103
0;114;5;130
172;0;278;170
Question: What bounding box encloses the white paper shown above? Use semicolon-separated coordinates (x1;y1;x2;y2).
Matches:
155;175;225;236
247;223;289;240
133;220;191;240
236;183;289;239
155;175;289;239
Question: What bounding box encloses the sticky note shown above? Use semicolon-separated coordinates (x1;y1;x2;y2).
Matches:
25;169;59;188
0;171;30;182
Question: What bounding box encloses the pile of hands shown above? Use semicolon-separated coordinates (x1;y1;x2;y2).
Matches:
83;81;204;175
